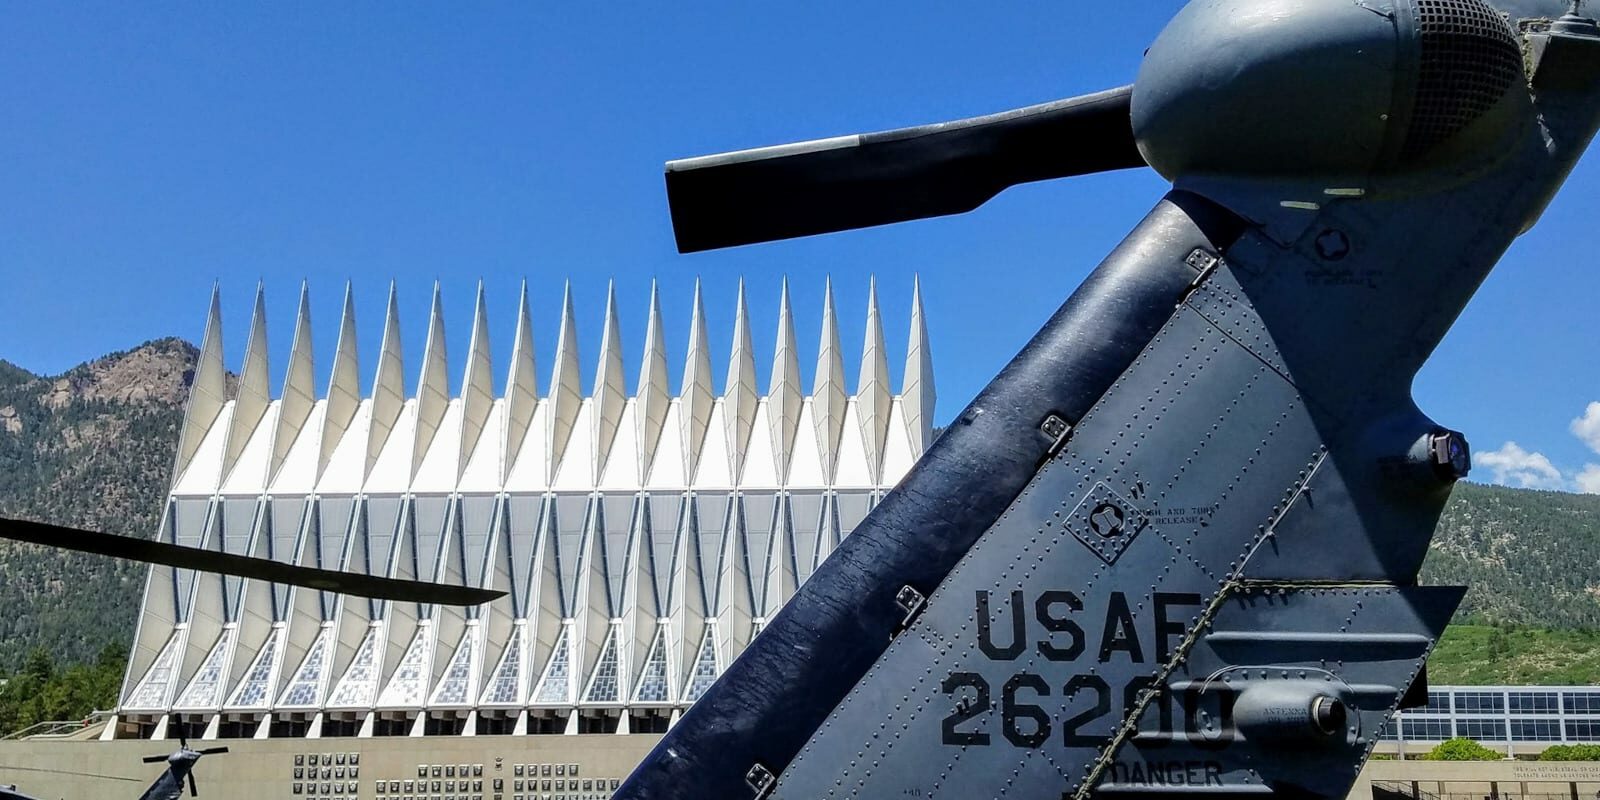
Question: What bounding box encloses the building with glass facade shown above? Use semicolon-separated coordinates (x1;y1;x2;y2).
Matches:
1377;686;1600;754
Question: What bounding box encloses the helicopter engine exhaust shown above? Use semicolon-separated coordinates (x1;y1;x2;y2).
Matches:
1133;0;1530;181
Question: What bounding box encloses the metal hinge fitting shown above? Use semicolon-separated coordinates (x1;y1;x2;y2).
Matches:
1179;248;1224;304
1041;414;1074;457
745;763;777;799
894;584;927;632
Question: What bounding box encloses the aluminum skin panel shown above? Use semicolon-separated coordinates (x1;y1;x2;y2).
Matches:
771;301;1323;799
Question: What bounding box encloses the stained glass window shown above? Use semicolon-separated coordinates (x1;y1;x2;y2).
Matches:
327;627;381;707
125;632;183;710
532;628;572;705
175;629;236;709
581;628;622;703
480;627;526;706
225;630;282;709
681;627;720;704
376;627;433;707
430;632;479;706
278;629;332;707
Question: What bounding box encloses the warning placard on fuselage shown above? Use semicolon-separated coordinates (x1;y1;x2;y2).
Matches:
1065;481;1150;565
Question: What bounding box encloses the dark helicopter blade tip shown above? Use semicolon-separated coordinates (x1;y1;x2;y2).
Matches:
0;517;505;606
666;134;862;173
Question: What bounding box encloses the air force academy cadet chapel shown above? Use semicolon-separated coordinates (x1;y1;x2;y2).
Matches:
110;278;936;741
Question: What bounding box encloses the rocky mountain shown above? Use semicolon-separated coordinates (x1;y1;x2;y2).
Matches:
0;339;1599;678
0;339;195;672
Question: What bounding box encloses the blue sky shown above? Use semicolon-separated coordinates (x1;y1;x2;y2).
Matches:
2;2;1597;492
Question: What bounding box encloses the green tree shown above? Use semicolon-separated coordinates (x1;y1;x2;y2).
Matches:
0;647;126;735
1539;744;1600;761
1486;626;1510;661
19;647;52;683
1423;738;1503;761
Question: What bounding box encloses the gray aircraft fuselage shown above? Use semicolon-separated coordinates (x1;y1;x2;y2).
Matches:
620;1;1600;798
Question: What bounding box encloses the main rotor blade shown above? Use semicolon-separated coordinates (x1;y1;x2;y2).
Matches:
0;764;141;782
141;756;167;764
0;517;503;607
198;747;228;756
666;85;1144;252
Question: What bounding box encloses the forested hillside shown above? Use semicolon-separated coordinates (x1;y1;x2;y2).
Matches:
1426;482;1600;627
0;340;194;672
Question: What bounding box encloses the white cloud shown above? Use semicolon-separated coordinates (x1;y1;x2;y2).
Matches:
1473;402;1600;493
1576;464;1600;495
1475;441;1568;490
1572;402;1600;456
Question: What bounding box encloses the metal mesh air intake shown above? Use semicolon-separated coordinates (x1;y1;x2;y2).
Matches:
1402;0;1524;160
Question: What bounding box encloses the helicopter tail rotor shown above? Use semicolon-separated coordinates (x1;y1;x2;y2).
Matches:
140;739;227;795
186;746;225;796
664;85;1144;252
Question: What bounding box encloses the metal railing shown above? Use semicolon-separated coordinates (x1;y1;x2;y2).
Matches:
1374;781;1443;800
1372;784;1580;800
1;710;112;740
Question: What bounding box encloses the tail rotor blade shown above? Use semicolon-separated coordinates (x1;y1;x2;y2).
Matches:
198;747;229;756
141;755;167;764
188;771;198;797
665;85;1144;252
0;516;505;607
